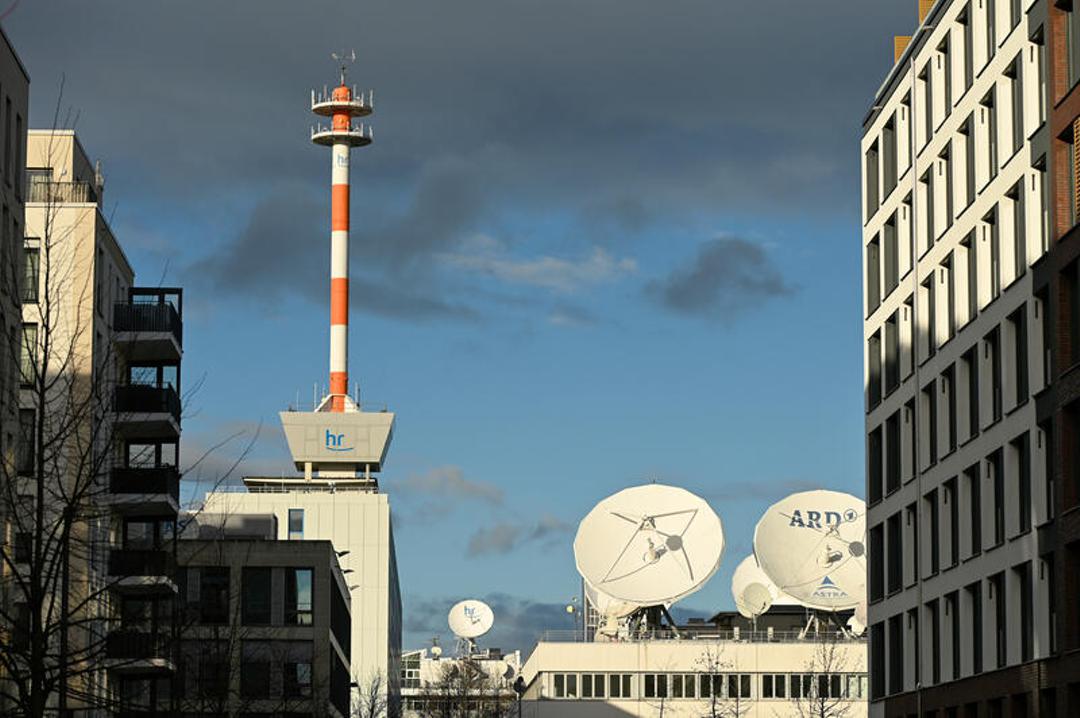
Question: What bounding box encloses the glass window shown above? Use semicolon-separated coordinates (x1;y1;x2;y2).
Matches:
21;245;38;303
16;409;34;474
288;508;304;540
199;567;230;624
284;661;312;698
241;567;272;625
286;568;313;626
20;323;36;385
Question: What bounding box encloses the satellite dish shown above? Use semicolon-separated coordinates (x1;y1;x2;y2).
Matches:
574;484;724;606
448;600;494;639
753;490;866;611
731;554;806;619
847;614;866;636
854;600;867;627
584;579;641;619
431;645;443;659
742;583;772;617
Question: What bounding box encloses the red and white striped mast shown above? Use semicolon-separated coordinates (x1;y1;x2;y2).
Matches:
311;51;372;413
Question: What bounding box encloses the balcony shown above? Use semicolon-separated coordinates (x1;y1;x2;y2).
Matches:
106;466;180;515
108;549;176;594
114;385;181;439
106;631;174;675
113;302;182;361
26;177;98;204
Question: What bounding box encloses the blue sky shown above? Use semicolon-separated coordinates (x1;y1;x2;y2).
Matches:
8;0;910;650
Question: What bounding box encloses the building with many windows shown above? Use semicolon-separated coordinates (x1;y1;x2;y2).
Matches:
860;0;1079;714
172;515;352;718
400;647;522;717
516;625;867;718
6;127;187;715
0;23;27;495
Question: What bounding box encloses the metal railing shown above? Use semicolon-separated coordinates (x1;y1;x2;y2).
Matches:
108;549;174;577
114;385;181;423
105;631;170;661
537;629;867;644
113;302;183;345
27;178;97;204
110;466;180;501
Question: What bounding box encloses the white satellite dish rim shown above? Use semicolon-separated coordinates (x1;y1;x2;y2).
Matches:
448;599;495;639
583;579;644;619
752;489;867;611
573;483;725;606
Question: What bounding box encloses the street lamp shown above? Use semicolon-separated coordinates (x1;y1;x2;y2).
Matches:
513;675;526;718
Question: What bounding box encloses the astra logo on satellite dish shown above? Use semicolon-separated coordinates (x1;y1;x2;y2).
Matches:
788;508;859;529
324;429;353;452
813;576;849;599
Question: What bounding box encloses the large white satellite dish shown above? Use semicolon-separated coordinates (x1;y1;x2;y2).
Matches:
584;580;640;619
753;490;866;611
448;599;494;640
574;484;724;606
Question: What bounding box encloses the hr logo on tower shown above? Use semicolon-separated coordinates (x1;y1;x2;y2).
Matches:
325;429;354;452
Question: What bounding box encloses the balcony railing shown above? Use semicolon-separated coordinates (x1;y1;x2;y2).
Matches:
27;178;97;204
114;385;181;422
108;549;174;578
113;302;183;345
106;631;170;661
110;467;180;501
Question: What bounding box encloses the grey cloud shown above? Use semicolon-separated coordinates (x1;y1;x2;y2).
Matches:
8;0;910;242
183;169;483;321
466;514;572;558
403;592;715;651
400;466;504;505
646;237;794;320
547;303;598;328
394;466;504;525
404;593;573;652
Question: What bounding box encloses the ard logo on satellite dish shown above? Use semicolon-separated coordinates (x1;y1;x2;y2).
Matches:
787;507;859;529
324;429;353;452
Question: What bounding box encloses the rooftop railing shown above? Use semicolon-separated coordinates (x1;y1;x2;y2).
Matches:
536;629;866;644
27;177;97;204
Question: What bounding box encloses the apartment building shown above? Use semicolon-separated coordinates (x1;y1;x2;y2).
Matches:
174;515;352;718
861;0;1069;715
12;129;185;715
0;22;29;546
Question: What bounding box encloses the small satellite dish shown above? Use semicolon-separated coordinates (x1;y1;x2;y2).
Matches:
730;554;805;619
742;583;773;617
584;579;641;619
448;599;494;639
731;555;773;618
574;484;724;606
431;645;443;659
847;614;867;636
753;490;866;611
500;661;516;680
